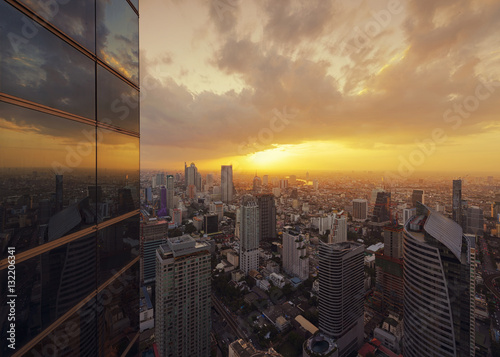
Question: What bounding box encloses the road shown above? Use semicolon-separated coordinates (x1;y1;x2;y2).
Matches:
484;273;500;300
211;293;249;342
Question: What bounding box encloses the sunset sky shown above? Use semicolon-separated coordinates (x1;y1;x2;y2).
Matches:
140;0;500;176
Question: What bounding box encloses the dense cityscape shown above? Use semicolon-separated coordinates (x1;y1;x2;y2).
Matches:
1;0;500;356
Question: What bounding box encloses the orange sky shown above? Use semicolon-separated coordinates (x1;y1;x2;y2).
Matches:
139;0;500;176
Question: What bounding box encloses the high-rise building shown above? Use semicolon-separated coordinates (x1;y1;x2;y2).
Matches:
465;206;484;236
279;179;288;189
352;199;368;221
403;207;416;225
0;1;140;355
221;165;233;203
373;225;404;315
373;191;391;223
141;219;169;284
452;179;462;225
206;173;214;188
157;185;168;217
253;175;262;193
263;175;269;186
185;162;198;190
411;189;424;208
155;236;211;357
403;203;475;357
288;175;296;185
204;214;219;234
257;193;276;242
239;195;259;274
282;229;309;280
166;174;175;210
318;241;364;357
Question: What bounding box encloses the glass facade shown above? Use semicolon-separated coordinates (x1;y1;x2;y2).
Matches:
0;0;140;356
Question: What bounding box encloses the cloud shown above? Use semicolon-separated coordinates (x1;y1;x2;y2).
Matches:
140;0;500;168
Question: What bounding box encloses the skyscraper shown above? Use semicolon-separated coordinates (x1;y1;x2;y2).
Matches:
253;175;262;193
452;179;462;225
465;206;484;236
411;189;424;208
257;193;276;242
221;165;233;203
166;174;175;210
352;199;368;221
155;236;211;357
239;195;259;274
185;162;198;190
318;241;364;357
403;203;475;357
0;0;140;355
282;229;309;280
373;225;404;315
141;218;168;285
373;191;391;223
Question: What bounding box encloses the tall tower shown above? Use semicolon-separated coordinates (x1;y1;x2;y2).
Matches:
257;193;276;242
352;199;368;221
282;229;309;280
318;241;364;357
403;203;475;357
221;165;233;203
372;225;404;315
411;189;424;208
166;174;175;210
373;191;391;223
252;175;262;193
452;179;462;225
239;195;259;274
185;163;198;190
156;236;211;357
0;0;140;356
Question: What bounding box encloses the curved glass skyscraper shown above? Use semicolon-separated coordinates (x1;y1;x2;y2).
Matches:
403;203;475;357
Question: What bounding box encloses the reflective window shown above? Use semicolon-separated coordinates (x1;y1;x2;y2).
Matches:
130;0;139;12
98;262;139;356
27;297;99;357
97;130;139;220
97;65;139;133
98;215;139;285
18;0;96;52
97;0;139;84
0;2;95;119
0;234;97;357
0;102;96;259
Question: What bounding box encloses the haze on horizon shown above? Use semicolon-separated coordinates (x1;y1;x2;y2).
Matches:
140;0;500;175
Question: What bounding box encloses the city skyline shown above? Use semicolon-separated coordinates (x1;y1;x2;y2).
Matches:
140;0;500;174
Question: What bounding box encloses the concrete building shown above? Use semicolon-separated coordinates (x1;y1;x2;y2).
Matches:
319;241;364;357
282;229;309;280
257;193;277;242
240;195;260;274
155;236;211;357
465;206;484;236
411;189;424;208
140;218;169;284
221;165;234;203
403;203;475;357
452;179;463;226
352;199;368;221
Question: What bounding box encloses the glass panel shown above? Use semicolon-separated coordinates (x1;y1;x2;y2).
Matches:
97;0;139;84
0;1;95;119
17;0;96;52
97;130;139;221
97;65;139;133
98;262;139;357
0;102;96;259
98;215;139;285
26;297;99;357
0;234;97;357
130;0;139;11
